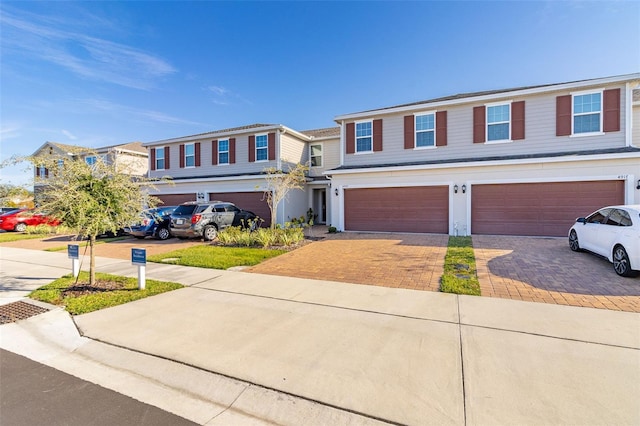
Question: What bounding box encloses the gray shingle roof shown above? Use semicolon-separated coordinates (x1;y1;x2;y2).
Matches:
300;127;341;138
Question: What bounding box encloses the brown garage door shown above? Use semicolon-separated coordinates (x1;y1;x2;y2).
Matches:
471;181;625;237
154;193;195;206
344;186;449;233
209;191;271;226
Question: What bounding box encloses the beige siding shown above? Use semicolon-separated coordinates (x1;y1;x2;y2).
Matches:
633;104;640;147
114;153;147;176
309;138;340;177
343;83;628;168
279;132;306;169
148;133;278;180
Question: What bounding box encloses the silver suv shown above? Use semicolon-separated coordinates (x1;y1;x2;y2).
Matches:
170;201;257;241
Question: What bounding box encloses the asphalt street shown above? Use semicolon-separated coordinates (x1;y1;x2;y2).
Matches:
0;349;198;426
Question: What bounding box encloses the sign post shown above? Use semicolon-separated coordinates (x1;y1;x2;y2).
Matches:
132;248;147;290
68;244;79;278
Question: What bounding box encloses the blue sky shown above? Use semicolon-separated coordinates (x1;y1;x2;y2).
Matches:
1;1;638;187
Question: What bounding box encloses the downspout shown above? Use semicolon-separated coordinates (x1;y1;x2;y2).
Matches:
626;82;632;147
277;126;286;171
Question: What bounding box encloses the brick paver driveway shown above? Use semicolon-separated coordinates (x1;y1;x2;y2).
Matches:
250;232;640;313
249;232;448;291
474;235;640;312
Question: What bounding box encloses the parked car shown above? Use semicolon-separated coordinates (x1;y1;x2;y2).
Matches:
0;209;60;232
126;206;177;240
170;201;257;241
568;205;640;277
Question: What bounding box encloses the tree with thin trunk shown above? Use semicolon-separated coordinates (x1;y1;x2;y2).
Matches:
261;163;308;229
25;149;158;286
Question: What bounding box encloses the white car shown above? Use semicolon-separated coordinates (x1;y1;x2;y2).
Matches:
568;205;640;277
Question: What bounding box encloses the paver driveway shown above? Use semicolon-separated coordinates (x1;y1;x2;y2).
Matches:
473;235;640;312
250;232;640;313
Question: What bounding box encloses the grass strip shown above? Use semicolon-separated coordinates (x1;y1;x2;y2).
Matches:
148;245;287;269
0;233;46;243
29;272;182;315
440;236;481;296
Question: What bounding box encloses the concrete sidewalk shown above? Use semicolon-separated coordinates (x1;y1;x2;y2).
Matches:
1;247;639;425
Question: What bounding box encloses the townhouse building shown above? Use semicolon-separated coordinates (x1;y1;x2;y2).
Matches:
32;141;148;202
327;73;640;237
143;124;340;226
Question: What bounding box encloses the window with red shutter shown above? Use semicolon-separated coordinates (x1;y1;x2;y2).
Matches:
346;123;355;154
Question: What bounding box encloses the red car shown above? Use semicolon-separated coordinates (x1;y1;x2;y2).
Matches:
0;209;60;232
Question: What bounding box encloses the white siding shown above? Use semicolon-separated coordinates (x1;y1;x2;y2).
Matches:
343;83;628;168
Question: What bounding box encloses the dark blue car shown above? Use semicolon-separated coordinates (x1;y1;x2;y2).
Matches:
126;206;177;240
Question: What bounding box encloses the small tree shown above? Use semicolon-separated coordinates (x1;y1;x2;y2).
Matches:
27;149;159;286
261;163;308;229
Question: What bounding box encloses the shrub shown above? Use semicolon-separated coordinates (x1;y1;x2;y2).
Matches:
216;223;304;248
328;226;337;233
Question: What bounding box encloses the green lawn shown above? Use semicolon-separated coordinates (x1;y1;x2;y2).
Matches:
0;232;46;243
440;236;481;296
29;272;183;315
148;245;287;269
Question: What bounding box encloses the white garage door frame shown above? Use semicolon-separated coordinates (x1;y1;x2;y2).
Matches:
466;174;635;235
335;181;455;234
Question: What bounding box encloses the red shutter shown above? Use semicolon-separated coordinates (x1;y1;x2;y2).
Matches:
164;146;170;169
404;115;414;149
44;168;49;178
211;140;218;165
373;119;383;152
179;144;185;168
268;132;276;160
436;111;447;147
195;142;201;167
346;123;355;154
150;148;156;171
249;135;255;162
556;95;572;136
511;101;525;140
473;106;486;143
603;88;620;132
229;138;236;164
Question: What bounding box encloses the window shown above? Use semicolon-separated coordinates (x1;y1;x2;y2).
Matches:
607;209;632;227
310;144;323;167
256;134;268;161
415;113;435;147
573;92;601;134
85;156;97;166
356;121;372;153
218;140;229;165
586;208;611;224
185;143;195;167
487;104;510;141
155;147;165;170
38;165;46;178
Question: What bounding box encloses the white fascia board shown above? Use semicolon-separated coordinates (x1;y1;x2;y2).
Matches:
326;151;640;176
334;73;640;122
152;174;267;185
143;125;301;147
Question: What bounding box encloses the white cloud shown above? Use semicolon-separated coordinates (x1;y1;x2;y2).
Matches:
0;7;177;90
61;130;78;140
77;98;206;126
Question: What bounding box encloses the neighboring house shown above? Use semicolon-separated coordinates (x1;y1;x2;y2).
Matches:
32;141;148;201
143;124;340;226
327;73;640;237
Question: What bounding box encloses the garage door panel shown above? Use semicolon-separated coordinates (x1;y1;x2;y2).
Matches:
345;186;448;233
209;192;271;226
472;181;624;237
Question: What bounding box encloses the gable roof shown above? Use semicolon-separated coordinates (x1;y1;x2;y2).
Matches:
335;73;640;121
32;141;147;157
